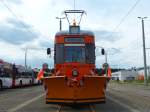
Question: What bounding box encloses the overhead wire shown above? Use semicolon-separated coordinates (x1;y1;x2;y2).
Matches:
0;0;37;37
99;0;142;66
0;0;53;56
1;0;142;36
111;0;141;33
110;0;142;68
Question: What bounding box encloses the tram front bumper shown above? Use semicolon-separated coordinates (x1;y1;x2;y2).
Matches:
43;76;107;105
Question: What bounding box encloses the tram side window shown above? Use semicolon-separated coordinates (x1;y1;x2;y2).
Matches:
86;44;95;64
0;72;10;77
0;72;3;77
55;44;64;64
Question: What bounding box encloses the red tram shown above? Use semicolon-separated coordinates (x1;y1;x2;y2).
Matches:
43;10;108;104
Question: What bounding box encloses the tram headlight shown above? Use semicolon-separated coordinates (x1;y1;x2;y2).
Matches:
72;70;79;77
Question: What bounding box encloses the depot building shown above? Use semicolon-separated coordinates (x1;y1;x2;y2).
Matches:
111;70;138;81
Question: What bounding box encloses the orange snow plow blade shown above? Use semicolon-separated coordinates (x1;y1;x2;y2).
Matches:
43;76;107;104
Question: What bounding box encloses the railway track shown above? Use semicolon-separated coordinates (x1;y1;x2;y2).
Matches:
56;104;96;112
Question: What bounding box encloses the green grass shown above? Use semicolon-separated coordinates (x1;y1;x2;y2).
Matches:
111;79;150;85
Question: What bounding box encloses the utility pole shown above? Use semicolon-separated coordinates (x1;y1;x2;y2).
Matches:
138;17;148;86
56;17;65;31
25;48;28;71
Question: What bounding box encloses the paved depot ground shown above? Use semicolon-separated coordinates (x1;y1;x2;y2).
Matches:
0;82;149;112
108;82;150;112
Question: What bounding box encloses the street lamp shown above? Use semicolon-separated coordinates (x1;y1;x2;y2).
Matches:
56;17;65;31
138;16;148;86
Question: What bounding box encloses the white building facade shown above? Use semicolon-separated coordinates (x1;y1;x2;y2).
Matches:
111;70;138;81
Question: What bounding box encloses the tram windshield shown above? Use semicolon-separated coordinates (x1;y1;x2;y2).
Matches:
65;46;85;63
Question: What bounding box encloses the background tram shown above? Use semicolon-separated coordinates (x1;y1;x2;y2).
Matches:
43;10;107;104
0;61;40;90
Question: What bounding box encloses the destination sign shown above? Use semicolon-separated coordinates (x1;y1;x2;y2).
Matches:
65;38;84;43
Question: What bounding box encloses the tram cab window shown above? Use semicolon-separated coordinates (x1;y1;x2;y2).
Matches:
65;46;85;63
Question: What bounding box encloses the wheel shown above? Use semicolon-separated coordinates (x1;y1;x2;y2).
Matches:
0;80;3;91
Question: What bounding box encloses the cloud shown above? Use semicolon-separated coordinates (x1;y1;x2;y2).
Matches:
107;48;122;55
27;56;54;68
7;18;31;29
39;38;54;48
5;0;22;4
94;30;121;42
0;18;38;45
0;41;24;62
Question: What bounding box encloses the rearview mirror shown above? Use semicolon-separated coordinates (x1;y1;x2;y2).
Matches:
47;48;51;55
101;48;105;55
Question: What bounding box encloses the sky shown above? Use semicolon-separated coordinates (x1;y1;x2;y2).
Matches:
0;0;150;69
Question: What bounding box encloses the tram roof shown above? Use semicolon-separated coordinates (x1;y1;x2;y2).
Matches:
55;30;94;37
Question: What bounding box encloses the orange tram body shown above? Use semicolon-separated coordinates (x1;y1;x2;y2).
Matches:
43;10;108;105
